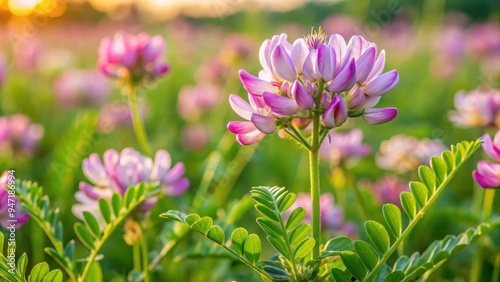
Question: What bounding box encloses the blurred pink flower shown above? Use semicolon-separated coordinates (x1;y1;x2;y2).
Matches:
376;135;446;173
0;171;29;229
73;148;189;226
97;101;148;133
98;32;170;83
322;15;362;38
284;193;356;236
466;23;500;60
220;34;254;65
0;115;44;157
178;84;222;122
0;54;6;89
319;129;371;166
181;124;211;151
13;40;42;73
196;58;229;85
54;70;110;108
365;176;408;206
449;88;500;128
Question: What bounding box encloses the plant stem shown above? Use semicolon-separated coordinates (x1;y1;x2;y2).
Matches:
492;252;500;282
133;241;141;270
140;227;150;282
348;171;368;221
482;189;496;221
128;84;151;156
310;111;322;258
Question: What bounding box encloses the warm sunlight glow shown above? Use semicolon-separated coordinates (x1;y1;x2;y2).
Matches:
8;0;42;16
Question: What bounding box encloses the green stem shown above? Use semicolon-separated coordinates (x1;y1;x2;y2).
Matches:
482;189;496;221
309;109;321;260
133;241;141;270
140;229;150;282
492;252;500;282
128;85;151;156
351;178;369;221
287;122;312;150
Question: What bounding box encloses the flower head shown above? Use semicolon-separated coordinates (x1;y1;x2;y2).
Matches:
178;84;222;122
319;129;371;166
376;135;446;173
98;32;170;83
0;171;29;229
73;148;189;227
364;176;408;206
449;88;500;128
54;70;110;108
473;130;500;189
0;115;44;157
228;30;399;145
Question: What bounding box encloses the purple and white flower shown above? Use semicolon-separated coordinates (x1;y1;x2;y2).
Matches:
0;171;29;229
319;129;371;166
0;115;44;157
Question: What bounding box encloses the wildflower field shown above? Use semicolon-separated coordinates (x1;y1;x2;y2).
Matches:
0;0;499;281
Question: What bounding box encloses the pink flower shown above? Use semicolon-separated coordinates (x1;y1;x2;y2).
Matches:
0;54;6;89
366;176;408;206
54;70;110;108
376;135;446;173
98;32;170;82
97;101;148;133
482;132;500;162
0;171;29;229
473;160;500;189
73;148;189;226
0;115;44;157
178;84;222;122
449;88;500;128
319;129;371;166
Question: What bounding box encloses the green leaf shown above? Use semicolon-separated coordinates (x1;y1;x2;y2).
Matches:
382;204;402;237
124;186;136;208
82;261;102;282
0;231;3;254
331;268;352;282
263;265;289;280
29;262;50;282
64;241;75;262
383;271;405;282
185;214;201;225
442;150;455;173
255;204;280;222
83;211;102;239
98;199;112;224
341;251;367;280
17;253;28;276
400;192;417;219
74;222;95;250
256;218;282;239
293;237;315;261
41;270;63;282
430;156;447;184
243;234;261;264
321;236;354;258
418;166;435;193
267;236;291;261
159;210;187;222
190;217;213;235
278;193;296;212
111;193;122;217
365;221;390;253
409;182;428;208
354;240;379;271
289;224;311;246
285;207;306;231
230;228;248;256
206;226;225;245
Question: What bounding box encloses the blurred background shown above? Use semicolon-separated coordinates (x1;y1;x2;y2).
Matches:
1;0;500;281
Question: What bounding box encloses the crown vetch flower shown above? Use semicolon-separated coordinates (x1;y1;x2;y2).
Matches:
473;160;500;188
319;129;371;166
482;131;500;162
365;176;408;206
54;70;110;108
228;29;399;145
0;171;29;229
0;114;44;157
98;32;170;83
73;148;189;227
449;88;500;128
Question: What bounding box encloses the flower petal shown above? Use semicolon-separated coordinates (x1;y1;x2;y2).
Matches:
363;70;399;96
251;113;277;134
366;50;386;82
229;94;254;120
271;45;297;81
238;69;277;96
318;45;336;81
355;46;376;82
291;80;315;110
151;149;172;181
263;92;299;116
236;130;265;145
482;133;500;162
347;86;365;110
328;59;356;93
302;50;320;82
290;38;309;74
362;107;397;124
473;169;500;188
227;121;257;134
322;95;347;128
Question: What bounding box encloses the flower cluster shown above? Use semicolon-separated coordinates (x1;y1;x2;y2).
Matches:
228;29;399;145
0;114;44;157
98;32;170;84
73;148;189;227
284;193;356;237
54;70;110;108
473;131;500;188
449;88;500;128
319;129;371;166
376;134;446;173
0;171;29;229
362;176;408;206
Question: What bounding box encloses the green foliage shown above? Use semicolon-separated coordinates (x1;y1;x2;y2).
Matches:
0;233;63;282
326;140;487;282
